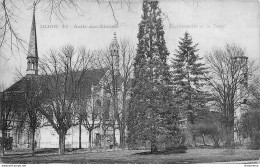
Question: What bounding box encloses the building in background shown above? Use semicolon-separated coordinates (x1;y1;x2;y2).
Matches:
1;8;126;149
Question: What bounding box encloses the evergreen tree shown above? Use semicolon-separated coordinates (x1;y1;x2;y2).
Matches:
171;32;210;146
127;1;180;153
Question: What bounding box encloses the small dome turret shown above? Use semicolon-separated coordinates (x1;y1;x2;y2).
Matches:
109;32;119;55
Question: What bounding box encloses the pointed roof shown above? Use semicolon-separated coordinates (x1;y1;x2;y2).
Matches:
109;32;119;49
4;68;108;95
27;4;38;59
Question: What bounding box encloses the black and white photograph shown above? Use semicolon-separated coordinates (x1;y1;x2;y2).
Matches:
0;0;260;165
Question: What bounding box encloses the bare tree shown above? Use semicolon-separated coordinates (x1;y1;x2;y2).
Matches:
21;76;44;155
12;69;45;155
239;77;260;149
0;65;45;156
74;96;101;150
0;0;79;59
94;47;120;150
248;77;260;106
116;39;134;148
39;44;93;154
70;49;104;150
205;44;255;148
72;63;104;150
0;89;22;156
94;39;134;150
0;0;133;59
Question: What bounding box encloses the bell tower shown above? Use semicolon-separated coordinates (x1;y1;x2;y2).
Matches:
26;4;38;75
109;32;119;74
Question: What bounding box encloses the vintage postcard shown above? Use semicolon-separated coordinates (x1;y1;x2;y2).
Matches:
0;0;259;165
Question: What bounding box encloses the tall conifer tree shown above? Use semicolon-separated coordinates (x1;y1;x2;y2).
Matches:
171;32;210;146
128;1;180;153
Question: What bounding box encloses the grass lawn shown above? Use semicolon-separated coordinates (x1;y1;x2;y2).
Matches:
1;148;260;164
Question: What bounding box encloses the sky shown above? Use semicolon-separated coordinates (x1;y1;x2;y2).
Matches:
0;0;259;89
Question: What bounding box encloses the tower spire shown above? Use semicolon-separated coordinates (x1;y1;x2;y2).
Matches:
109;32;119;74
26;2;38;75
113;32;117;42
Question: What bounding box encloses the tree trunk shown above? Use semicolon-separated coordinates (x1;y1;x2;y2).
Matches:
202;134;206;146
224;123;235;154
120;93;126;149
230;123;235;148
79;118;82;149
150;140;158;153
113;122;116;151
212;137;220;148
99;133;102;149
31;128;36;156
104;134;107;150
224;127;230;147
88;130;92;150
192;133;196;147
59;130;66;155
225;116;235;148
0;103;3;157
150;131;158;153
226;125;235;148
27;130;30;148
1;128;5;157
119;128;125;149
189;112;196;147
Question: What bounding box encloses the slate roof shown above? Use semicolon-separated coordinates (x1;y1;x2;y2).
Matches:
4;75;41;93
4;68;119;97
73;68;108;96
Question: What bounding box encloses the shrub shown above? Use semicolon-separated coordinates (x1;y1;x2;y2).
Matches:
247;131;260;150
240;110;260;150
193;112;225;147
0;137;13;150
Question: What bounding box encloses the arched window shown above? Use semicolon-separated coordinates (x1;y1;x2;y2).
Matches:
28;60;32;70
32;61;35;69
103;99;110;120
27;61;30;70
